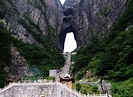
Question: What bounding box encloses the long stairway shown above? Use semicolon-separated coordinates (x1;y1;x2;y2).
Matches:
60;52;72;78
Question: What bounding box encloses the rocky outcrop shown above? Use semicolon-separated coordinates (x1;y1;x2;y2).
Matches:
61;0;127;48
9;47;32;79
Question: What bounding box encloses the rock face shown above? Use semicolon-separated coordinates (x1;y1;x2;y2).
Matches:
0;0;129;80
2;0;63;48
0;0;63;80
63;0;81;8
1;0;128;50
60;0;127;48
9;47;32;78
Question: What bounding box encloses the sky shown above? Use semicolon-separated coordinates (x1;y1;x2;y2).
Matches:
60;0;66;4
63;32;77;52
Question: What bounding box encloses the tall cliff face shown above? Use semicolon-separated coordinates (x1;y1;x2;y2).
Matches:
1;0;63;48
0;0;64;83
1;0;128;52
61;0;127;48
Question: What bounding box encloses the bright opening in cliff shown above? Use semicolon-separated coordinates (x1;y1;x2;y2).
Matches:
63;32;77;52
59;0;66;5
59;25;78;52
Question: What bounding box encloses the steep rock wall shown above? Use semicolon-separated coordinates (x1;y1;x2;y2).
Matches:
0;0;64;82
9;47;32;78
1;0;128;53
1;0;63;48
62;0;127;48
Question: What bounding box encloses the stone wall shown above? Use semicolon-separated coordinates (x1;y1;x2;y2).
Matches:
0;82;80;97
0;82;111;97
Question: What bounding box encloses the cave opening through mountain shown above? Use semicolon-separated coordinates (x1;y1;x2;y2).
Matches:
59;0;78;52
59;25;78;52
63;32;77;52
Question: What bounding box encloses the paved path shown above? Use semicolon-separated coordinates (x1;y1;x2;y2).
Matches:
60;52;72;78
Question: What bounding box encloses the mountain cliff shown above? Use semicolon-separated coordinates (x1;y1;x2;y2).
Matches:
1;0;129;55
1;0;63;48
0;0;132;89
0;0;64;86
71;0;133;96
61;0;127;48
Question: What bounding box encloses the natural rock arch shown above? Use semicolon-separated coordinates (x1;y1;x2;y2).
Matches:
59;7;79;51
59;25;78;51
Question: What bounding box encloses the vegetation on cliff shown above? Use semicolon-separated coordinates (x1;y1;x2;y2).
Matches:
0;22;11;88
73;83;99;95
0;21;64;87
71;1;133;96
12;37;64;78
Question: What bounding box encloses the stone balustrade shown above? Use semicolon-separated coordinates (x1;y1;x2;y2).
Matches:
0;81;111;97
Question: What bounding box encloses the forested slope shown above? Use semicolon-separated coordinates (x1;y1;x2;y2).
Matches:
0;22;64;88
71;1;133;96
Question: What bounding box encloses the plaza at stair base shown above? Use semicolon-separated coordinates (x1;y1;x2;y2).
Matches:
0;82;80;97
0;82;111;97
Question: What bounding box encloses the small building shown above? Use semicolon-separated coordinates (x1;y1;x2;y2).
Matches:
59;74;74;89
49;69;57;77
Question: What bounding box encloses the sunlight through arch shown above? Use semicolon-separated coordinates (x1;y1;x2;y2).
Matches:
63;32;77;52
